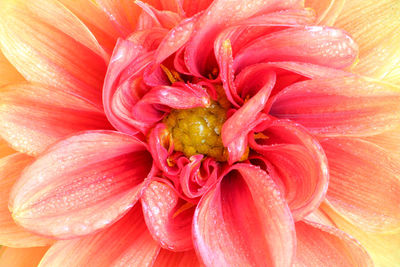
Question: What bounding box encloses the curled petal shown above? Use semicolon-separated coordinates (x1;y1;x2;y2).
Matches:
0;153;53;247
0;0;108;106
142;181;194;251
132;83;210;126
321;138;400;232
185;0;303;76
234;26;358;72
10;131;153;239
0;83;111;156
153;249;201;267
294;220;373;267
193;163;295;267
249;119;329;220
135;1;182;29
39;204;160;267
270;75;400;137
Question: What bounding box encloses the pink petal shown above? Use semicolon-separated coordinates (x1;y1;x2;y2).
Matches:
294;220;373;267
39;204;160;267
193;163;295;267
222;71;275;162
135;1;182;29
0;83;111;156
321;137;400;232
10;131;154;239
132;83;210;127
153;249;201;267
0;153;53;247
0;0;108;106
185;0;303;76
249;119;329;221
142;181;194;251
269;75;400;137
234;26;358;72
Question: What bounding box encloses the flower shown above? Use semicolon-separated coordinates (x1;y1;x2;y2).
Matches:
0;0;400;266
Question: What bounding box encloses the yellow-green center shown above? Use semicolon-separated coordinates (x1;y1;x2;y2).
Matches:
164;101;228;161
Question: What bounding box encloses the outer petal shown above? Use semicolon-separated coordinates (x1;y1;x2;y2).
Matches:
39;204;160;267
0;0;108;106
0;50;24;87
0;83;111;156
0;153;53;247
321;138;400;232
363;125;400;158
249;119;329;221
294;220;373;267
0;246;49;267
193;163;295;267
153;249;201;267
141;181;194;251
269;75;400;137
323;203;400;267
10;131;154;239
234;26;358;72
334;0;400;84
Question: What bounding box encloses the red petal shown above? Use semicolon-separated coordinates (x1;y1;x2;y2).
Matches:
0;0;108;106
10;131;153;239
0;83;111;156
234;26;357;72
321;137;400;232
153;249;201;267
249;119;329;221
181;0;212;17
39;204;160;267
270;75;400;137
295;220;373;267
0;153;53;247
142;181;194;251
193;163;295;267
185;0;303;76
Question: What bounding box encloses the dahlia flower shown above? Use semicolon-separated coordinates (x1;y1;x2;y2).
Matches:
0;0;399;266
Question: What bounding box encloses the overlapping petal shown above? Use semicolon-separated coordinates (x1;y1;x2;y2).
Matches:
193;163;295;267
270;75;400;137
0;153;53;247
10;131;154;239
294;220;373;267
39;204;160;267
0;0;108;106
142;181;194;251
0;83;111;156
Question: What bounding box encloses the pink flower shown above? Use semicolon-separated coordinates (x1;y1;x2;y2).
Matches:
0;0;399;266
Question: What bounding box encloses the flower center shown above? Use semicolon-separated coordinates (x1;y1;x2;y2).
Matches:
164;100;228;161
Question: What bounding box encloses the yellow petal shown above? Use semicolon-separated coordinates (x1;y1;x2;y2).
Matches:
323;203;400;267
334;0;400;84
0;246;49;267
0;50;24;87
0;0;109;106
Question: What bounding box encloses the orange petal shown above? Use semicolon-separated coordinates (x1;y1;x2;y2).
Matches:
305;0;345;26
0;0;108;106
0;246;49;267
58;0;120;54
363;124;400;158
0;50;24;87
323;203;400;267
39;204;160;267
0;83;111;156
334;0;400;83
294;220;372;266
0;138;14;159
10;131;153;239
153;249;201;267
321;138;400;232
0;153;54;247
